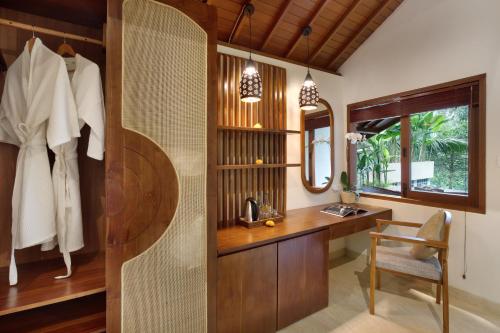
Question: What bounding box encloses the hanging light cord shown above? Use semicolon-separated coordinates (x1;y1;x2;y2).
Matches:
248;7;253;60
463;210;468;279
306;30;310;71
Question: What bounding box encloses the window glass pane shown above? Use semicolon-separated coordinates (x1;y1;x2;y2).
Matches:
356;119;401;194
410;106;469;195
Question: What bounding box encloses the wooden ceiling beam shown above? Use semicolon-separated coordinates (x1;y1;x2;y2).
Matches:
309;0;363;63
260;0;294;50
228;1;249;44
284;0;329;58
327;0;392;69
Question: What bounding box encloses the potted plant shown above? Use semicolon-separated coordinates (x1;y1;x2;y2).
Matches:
340;171;357;204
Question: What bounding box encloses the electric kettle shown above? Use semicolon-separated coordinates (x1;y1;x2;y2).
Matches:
245;197;259;222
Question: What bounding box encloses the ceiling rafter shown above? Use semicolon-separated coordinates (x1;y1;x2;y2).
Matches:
309;0;363;63
327;0;392;69
284;0;330;58
227;1;249;44
260;0;294;50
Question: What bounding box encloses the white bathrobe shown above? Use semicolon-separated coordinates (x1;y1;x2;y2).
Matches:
42;54;105;278
0;38;80;285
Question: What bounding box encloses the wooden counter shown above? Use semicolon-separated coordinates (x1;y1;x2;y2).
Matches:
217;203;392;256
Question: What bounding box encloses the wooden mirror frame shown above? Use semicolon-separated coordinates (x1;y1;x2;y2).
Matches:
301;98;334;193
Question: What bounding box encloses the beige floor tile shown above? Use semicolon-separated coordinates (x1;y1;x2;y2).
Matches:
279;254;500;333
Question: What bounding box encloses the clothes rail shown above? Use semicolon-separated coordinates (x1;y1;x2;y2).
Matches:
0;18;103;46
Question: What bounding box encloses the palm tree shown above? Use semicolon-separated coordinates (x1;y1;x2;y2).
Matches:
410;112;467;162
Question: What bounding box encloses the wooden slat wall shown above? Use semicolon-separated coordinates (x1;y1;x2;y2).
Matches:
217;53;287;229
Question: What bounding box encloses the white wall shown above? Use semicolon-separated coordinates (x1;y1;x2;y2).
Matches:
217;45;346;252
340;0;500;303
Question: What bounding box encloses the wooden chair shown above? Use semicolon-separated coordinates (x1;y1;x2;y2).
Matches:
369;211;452;333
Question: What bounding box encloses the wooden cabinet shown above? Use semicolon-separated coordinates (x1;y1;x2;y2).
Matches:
277;229;329;329
217;243;277;333
216;229;329;332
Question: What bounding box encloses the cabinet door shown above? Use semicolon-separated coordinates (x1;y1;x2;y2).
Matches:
106;0;217;332
277;229;329;329
217;244;277;333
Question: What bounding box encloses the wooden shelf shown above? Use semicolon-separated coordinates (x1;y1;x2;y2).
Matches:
0;253;105;316
217;126;300;135
217;163;300;170
0;293;105;333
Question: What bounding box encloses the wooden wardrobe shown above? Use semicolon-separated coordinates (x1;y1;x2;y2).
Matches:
0;1;217;332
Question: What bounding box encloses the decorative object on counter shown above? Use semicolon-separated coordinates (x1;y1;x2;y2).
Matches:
239;194;283;228
265;220;275;227
238;214;283;229
345;132;366;144
299;26;319;111
340;171;358;204
259;194;273;219
239;3;262;103
244;197;259;222
255;159;263;165
253;122;262;128
321;203;367;217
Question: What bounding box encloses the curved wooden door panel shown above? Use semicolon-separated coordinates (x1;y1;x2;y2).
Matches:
106;0;217;332
108;130;179;250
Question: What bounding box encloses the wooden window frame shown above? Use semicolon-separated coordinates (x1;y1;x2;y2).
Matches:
347;74;486;214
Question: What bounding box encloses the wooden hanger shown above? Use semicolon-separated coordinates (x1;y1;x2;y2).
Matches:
57;35;76;57
27;25;36;53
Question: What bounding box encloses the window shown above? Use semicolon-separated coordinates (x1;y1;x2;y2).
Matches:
347;75;485;213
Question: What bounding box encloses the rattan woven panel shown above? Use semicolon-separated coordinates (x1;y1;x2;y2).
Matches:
122;0;208;332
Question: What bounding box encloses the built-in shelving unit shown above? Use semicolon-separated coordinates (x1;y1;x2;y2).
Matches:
217;53;297;228
0;253;105;316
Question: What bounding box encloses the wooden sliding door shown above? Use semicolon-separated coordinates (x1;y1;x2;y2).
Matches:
105;0;217;331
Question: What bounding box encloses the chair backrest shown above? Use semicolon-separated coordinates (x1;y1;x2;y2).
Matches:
442;211;452;258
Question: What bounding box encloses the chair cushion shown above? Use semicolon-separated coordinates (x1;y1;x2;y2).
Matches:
410;210;445;259
376;246;442;281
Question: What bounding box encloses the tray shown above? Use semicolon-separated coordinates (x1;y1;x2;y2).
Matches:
237;214;284;228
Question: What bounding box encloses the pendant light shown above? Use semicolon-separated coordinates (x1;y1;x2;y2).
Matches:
239;3;262;103
299;26;319;111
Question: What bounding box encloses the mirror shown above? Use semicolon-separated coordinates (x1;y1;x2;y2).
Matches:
301;99;334;193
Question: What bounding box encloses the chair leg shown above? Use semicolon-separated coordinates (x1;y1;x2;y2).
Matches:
370;237;377;315
436;284;441;304
443;262;449;333
376;270;381;290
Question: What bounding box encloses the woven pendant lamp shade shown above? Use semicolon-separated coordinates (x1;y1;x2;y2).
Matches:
239;3;261;103
299;26;320;111
240;59;262;103
299;72;319;110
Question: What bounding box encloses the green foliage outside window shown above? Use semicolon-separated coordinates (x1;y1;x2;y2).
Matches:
356;106;469;194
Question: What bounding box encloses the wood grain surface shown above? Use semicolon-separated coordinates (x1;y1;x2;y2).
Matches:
218;203;392;255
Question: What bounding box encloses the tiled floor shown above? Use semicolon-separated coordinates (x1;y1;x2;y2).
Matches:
279;254;500;333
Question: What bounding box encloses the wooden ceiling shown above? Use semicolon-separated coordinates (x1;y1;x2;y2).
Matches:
0;0;402;73
209;0;403;73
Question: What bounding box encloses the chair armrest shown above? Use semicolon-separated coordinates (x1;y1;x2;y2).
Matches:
376;219;423;228
369;232;448;249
